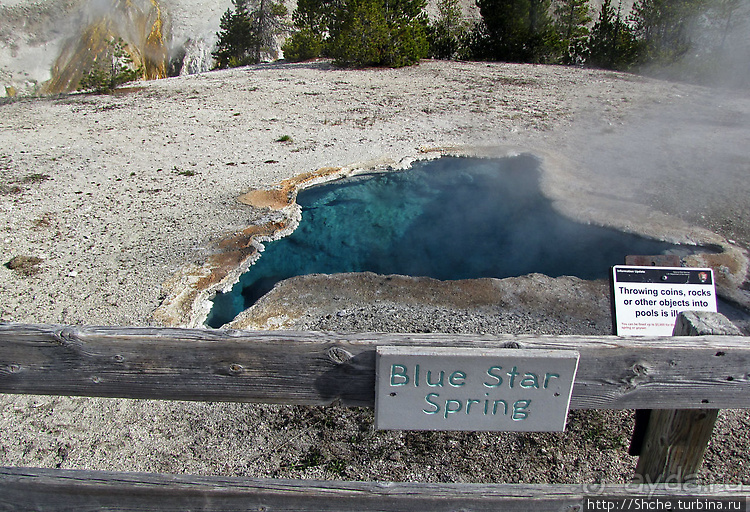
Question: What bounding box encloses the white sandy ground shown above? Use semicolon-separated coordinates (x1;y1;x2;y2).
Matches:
1;59;750;484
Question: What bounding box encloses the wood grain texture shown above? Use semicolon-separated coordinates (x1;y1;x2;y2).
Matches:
634;311;740;482
635;408;719;482
1;322;749;409
0;467;746;512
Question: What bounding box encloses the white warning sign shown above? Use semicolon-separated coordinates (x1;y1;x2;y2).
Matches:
611;266;717;336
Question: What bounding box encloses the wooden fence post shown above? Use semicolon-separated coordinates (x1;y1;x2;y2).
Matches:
634;311;742;483
622;254;682;457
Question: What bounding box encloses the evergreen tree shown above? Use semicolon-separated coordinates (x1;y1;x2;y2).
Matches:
630;0;707;65
252;0;289;62
282;0;338;61
476;0;559;63
633;0;750;86
553;0;592;64
702;0;749;86
282;28;327;61
284;0;427;66
427;0;469;59
708;0;743;51
327;0;428;67
213;0;288;68
78;38;141;93
213;0;258;68
586;0;639;70
461;20;493;60
291;0;339;34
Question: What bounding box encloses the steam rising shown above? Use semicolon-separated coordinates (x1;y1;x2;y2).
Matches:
638;0;750;87
692;0;750;88
43;0;169;93
206;156;690;327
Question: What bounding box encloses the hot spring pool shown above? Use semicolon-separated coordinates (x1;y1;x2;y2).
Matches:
206;155;684;327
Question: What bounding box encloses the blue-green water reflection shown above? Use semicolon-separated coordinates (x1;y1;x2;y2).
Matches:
207;156;679;327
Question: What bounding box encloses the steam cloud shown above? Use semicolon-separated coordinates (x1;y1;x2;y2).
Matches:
636;0;750;88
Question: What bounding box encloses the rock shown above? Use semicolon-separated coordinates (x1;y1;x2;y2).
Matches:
229;272;613;335
4;255;43;276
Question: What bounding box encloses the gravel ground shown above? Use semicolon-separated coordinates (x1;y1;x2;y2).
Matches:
1;59;749;485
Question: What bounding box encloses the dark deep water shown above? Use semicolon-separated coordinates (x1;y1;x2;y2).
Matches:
206;156;684;327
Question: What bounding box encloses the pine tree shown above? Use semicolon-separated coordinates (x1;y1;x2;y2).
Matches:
476;0;558;63
213;0;258;68
285;0;428;67
327;0;428;67
283;0;339;61
427;0;469;59
282;28;327;61
553;0;592;64
630;0;707;65
708;0;743;50
78;38;141;93
703;0;749;86
586;0;639;70
642;0;750;86
291;0;339;34
213;0;288;68
251;0;289;62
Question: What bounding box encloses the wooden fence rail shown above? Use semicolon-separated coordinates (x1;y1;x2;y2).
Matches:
0;467;746;512
1;323;749;409
1;315;748;511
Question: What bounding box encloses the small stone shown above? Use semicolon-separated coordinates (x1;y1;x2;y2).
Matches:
4;255;43;276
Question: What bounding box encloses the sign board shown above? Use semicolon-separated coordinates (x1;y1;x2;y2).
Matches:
375;347;579;432
611;265;717;336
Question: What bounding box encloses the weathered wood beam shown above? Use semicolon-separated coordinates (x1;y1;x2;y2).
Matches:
1;323;749;409
0;467;746;512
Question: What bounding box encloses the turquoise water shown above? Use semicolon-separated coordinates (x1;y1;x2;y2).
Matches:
206;156;679;327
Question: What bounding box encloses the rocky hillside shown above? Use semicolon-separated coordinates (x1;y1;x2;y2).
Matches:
1;0;233;96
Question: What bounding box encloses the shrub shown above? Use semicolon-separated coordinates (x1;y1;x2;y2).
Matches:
282;28;326;61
